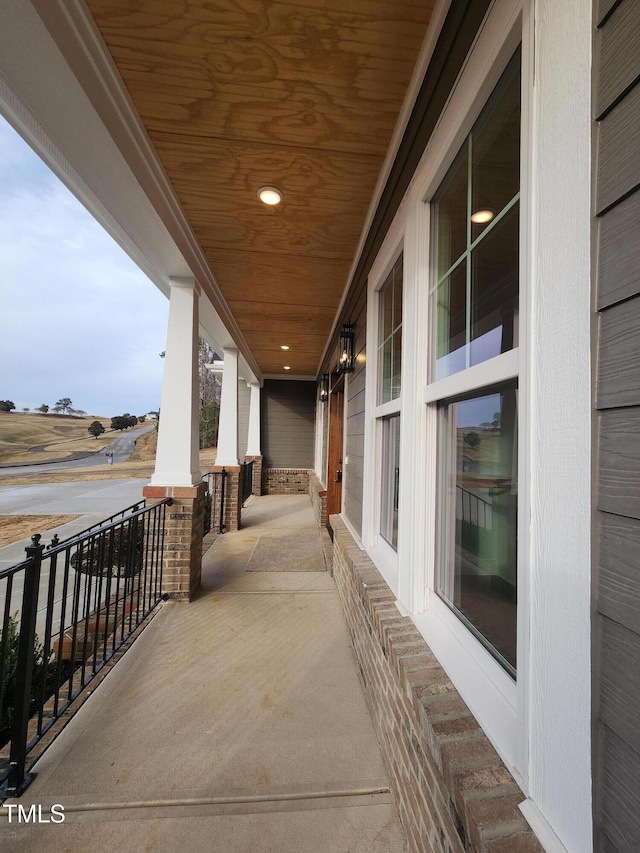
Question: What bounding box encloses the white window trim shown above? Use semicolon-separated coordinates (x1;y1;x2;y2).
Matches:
362;218;405;591
402;0;526;781
423;349;519;405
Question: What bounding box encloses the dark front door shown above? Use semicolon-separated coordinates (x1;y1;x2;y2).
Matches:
326;373;344;529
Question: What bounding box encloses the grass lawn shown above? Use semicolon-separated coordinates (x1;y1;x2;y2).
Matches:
0;412;114;464
0;514;81;548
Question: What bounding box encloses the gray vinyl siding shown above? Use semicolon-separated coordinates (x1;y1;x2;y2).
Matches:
344;285;367;537
261;379;316;468
237;378;250;458
594;2;640;849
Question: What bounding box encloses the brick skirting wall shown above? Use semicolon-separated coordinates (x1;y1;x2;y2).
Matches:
261;468;309;495
330;515;542;853
308;471;327;527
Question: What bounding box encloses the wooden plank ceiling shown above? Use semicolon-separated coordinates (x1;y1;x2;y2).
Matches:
84;0;436;376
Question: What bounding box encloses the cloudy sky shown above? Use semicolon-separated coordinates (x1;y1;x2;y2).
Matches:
0;116;169;418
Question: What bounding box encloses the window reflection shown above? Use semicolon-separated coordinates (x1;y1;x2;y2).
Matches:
438;385;518;673
381;415;401;549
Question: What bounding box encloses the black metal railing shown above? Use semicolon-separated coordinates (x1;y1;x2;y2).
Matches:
53;500;146;546
240;461;254;507
0;498;171;797
457;486;493;530
204;469;227;534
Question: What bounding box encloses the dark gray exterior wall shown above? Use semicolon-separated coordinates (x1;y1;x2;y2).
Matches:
594;1;640;850
237;378;250;458
343;287;367;537
321;395;328;486
261;379;316;468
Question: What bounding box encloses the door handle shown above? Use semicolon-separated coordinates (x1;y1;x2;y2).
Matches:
335;468;342;483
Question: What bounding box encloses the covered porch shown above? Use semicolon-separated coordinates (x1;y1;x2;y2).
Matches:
0;495;406;852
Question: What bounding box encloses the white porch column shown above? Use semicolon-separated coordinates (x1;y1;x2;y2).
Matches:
215;347;239;466
151;277;201;486
246;382;261;457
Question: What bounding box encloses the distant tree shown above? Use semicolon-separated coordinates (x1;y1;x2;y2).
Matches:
55;397;73;415
464;431;481;449
36;404;49;414
199;340;221;449
52;405;63;414
200;401;220;449
0;400;16;412
22;407;30;413
88;420;106;439
110;413;138;431
137;415;146;423
74;409;87;418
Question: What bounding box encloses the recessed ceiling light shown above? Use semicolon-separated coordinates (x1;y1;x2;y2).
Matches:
283;365;291;370
258;186;283;205
470;208;494;224
280;345;290;350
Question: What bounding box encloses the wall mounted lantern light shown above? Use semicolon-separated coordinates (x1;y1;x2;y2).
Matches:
320;373;329;403
338;323;355;374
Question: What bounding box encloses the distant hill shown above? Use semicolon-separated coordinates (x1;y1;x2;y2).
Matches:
0;412;113;465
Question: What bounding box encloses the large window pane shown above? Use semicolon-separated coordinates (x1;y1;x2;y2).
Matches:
378;255;403;404
381;415;401;549
434;261;466;380
382;279;394;342
431;50;520;381
471;56;521;243
470;204;519;366
437;384;518;674
433;146;468;278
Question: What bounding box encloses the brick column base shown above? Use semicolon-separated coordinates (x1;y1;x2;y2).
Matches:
308;470;327;526
210;466;241;533
143;483;206;601
245;455;263;496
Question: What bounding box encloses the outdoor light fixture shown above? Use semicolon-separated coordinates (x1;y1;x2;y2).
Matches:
320;373;329;403
258;186;283;205
338;323;355;374
470;208;494;224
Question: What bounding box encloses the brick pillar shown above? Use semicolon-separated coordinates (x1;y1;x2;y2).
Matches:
210;466;241;533
143;482;206;601
245;455;263;496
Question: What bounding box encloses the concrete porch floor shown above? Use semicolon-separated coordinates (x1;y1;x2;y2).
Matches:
0;495;407;852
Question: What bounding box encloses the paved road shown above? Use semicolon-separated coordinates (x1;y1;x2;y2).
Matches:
0;425;154;478
0;477;151;636
0;478;150;568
